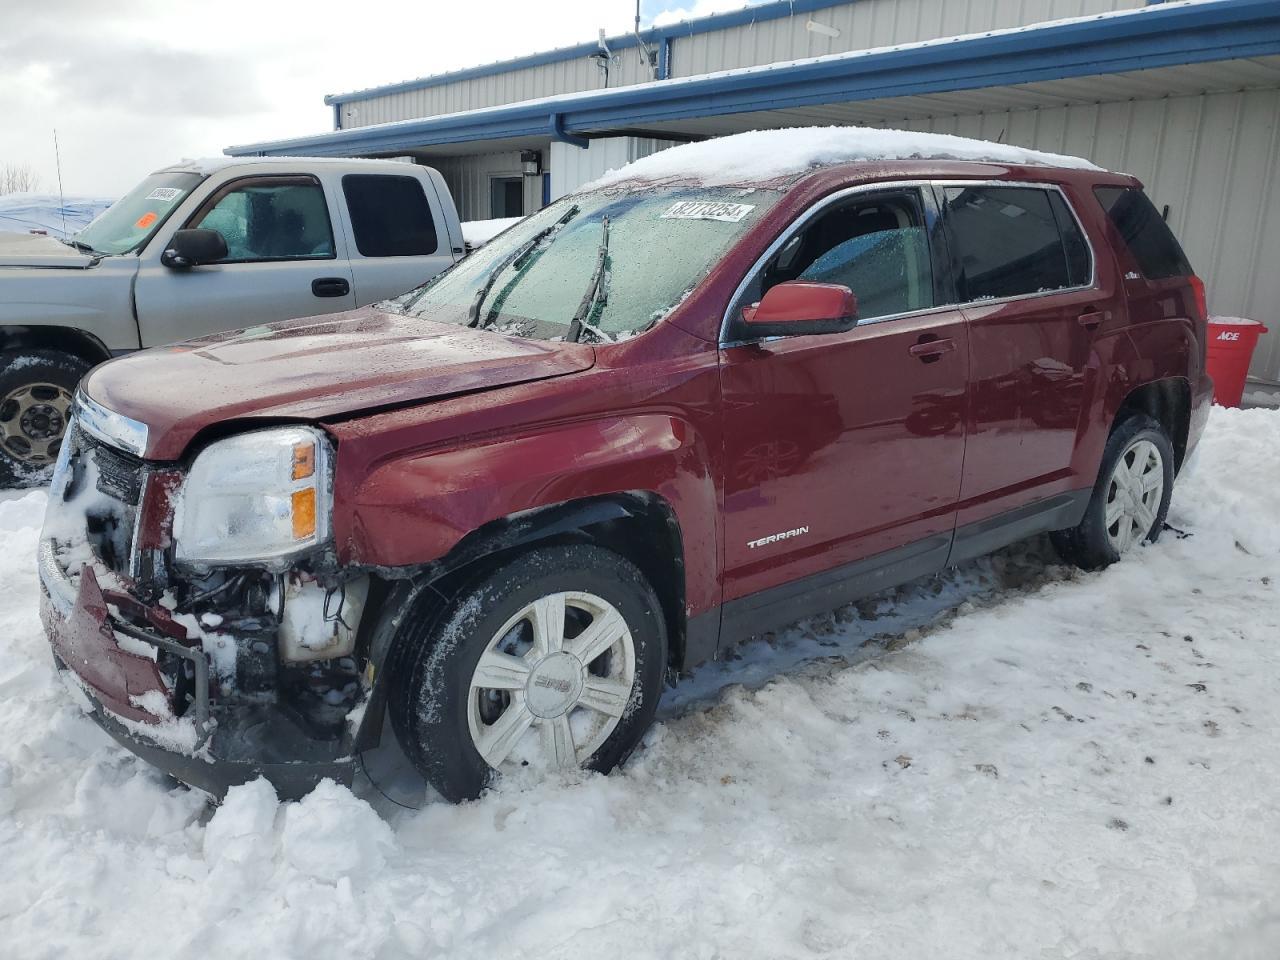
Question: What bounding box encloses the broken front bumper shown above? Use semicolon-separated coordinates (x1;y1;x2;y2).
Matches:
38;539;359;800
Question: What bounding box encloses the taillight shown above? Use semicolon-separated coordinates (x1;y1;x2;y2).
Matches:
1189;275;1208;320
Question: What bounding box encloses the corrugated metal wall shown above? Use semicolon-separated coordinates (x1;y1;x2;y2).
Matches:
429;152;543;222
671;0;1143;76
549;137;680;200
339;55;654;128
884;87;1280;380
337;0;1142;126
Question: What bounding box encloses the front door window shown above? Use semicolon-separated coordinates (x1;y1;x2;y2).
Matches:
192;176;334;262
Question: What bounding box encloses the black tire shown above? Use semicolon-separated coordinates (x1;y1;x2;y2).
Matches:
387;543;668;802
1051;412;1175;571
0;349;92;488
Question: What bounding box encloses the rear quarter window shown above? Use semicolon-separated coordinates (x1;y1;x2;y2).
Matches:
1094;186;1193;279
342;174;438;257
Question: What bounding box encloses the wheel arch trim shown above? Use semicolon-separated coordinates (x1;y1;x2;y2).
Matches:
0;324;113;367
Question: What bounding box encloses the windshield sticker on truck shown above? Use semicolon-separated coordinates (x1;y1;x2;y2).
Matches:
146;187;182;203
134;212;158;229
660;200;755;223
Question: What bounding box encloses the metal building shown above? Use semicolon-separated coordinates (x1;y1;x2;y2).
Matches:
227;0;1280;381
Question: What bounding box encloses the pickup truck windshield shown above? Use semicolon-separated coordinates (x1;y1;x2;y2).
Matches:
75;171;203;255
389;184;782;342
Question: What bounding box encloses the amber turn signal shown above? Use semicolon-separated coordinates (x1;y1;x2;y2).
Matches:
291;487;317;540
292;442;316;480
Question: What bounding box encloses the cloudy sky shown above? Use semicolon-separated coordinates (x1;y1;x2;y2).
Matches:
1;0;764;197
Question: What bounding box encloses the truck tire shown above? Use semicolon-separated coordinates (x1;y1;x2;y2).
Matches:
0;349;92;488
1051;412;1175;571
387;543;668;802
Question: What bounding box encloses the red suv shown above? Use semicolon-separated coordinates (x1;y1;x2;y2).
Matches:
39;131;1212;802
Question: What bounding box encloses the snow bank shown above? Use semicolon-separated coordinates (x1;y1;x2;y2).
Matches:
203;778;279;870
461;216;523;248
590;126;1099;190
3;408;1280;958
280;779;395;882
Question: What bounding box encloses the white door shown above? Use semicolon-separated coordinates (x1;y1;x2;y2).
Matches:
334;172;459;306
133;174;357;346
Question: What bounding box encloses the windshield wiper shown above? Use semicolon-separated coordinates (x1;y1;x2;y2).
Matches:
60;238;97;255
468;204;579;329
567;217;610;343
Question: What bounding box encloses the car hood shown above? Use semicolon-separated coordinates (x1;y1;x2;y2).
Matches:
0;231;98;268
82;306;596;460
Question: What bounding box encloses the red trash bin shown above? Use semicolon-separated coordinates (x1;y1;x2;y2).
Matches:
1206;317;1268;408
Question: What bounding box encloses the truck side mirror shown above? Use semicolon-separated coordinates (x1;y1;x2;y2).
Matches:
740;281;858;338
161;229;228;269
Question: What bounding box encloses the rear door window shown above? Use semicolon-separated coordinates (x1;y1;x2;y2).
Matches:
1094;186;1193;279
342;174;438;257
942;186;1091;302
1048;191;1092;288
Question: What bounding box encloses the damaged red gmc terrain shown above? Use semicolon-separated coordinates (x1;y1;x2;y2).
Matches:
40;129;1212;802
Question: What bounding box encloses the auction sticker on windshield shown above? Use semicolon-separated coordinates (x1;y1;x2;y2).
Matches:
660;200;755;223
146;187;183;202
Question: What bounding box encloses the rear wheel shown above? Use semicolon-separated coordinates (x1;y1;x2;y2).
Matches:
387;543;667;802
0;349;91;488
1051;413;1174;570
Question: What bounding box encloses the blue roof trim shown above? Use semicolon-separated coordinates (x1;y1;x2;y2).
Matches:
230;0;1280;158
323;0;849;105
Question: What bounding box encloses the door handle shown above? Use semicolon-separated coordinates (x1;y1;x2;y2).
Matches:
1077;310;1107;329
909;337;955;362
312;277;350;298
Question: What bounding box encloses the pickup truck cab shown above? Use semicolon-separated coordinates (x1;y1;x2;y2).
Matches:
0;156;463;484
38;128;1212;803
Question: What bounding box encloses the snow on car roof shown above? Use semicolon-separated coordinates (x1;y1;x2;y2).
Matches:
589;126;1101;189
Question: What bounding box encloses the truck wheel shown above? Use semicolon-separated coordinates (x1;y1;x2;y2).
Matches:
0;349;92;488
1051;412;1174;570
387;543;668;802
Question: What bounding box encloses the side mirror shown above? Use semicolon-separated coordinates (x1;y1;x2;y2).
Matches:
161;228;228;269
740;281;858;338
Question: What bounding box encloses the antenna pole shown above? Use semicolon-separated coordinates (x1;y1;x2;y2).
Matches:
634;0;659;80
53;129;68;239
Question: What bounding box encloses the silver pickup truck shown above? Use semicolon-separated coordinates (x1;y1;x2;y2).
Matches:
0;156;464;485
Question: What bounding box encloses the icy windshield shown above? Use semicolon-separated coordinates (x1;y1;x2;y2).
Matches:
75;171;202;256
387;185;781;342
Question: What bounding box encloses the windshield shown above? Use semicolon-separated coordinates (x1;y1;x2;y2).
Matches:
388;184;782;342
76;171;203;255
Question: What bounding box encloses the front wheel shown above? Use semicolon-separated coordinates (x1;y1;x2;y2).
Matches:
1051;412;1175;570
387;543;668;802
0;349;92;488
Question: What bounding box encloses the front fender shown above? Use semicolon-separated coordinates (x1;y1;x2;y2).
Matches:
0;258;141;351
336;413;720;614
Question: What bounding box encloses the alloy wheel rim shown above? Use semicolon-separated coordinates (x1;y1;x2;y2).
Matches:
1104;438;1164;554
0;382;73;465
466;591;636;774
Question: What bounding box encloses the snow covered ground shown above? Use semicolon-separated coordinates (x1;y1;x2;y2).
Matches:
3;407;1280;959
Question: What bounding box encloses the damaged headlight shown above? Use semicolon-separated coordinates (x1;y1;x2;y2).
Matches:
173;426;333;567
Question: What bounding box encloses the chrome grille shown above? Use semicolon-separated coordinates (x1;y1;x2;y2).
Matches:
53;424;147;578
86;436;146;506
